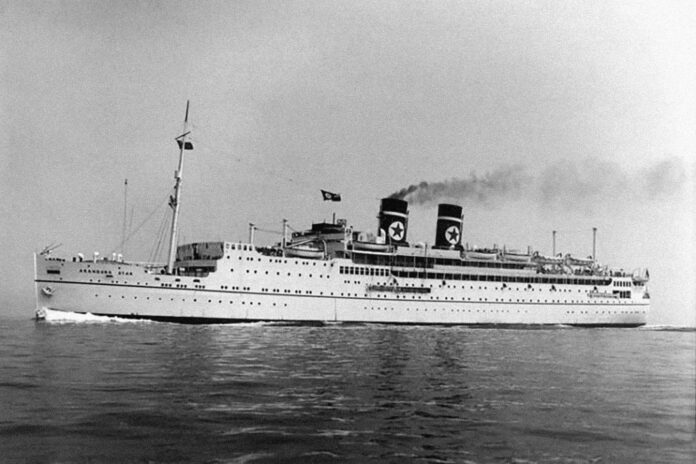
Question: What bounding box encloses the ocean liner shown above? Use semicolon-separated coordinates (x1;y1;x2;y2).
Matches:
34;105;650;326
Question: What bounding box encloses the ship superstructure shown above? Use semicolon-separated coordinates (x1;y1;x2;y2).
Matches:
34;106;650;326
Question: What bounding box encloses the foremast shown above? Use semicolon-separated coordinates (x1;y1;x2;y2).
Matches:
166;101;192;275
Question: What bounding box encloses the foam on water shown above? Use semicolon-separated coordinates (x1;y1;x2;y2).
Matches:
209;321;280;328
641;325;696;332
39;309;288;327
40;308;143;324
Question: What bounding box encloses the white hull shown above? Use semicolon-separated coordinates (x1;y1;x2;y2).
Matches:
35;245;649;327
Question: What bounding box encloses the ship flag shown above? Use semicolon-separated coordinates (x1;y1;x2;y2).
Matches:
176;139;194;150
175;132;193;150
321;190;341;201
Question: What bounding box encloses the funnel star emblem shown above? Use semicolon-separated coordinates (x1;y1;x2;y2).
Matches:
388;221;405;241
445;225;460;245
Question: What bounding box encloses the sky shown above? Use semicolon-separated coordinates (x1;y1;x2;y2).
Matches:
1;0;694;325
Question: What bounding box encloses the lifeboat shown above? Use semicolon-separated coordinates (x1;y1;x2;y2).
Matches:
502;251;532;263
353;241;391;253
566;255;594;266
532;253;564;265
285;244;324;259
465;249;499;260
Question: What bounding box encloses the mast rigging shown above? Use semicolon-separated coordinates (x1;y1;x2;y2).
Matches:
166;101;191;274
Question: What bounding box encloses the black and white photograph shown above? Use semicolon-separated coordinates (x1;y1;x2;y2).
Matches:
1;1;694;462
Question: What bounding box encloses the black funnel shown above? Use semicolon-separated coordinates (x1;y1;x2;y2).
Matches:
378;198;409;245
434;203;462;249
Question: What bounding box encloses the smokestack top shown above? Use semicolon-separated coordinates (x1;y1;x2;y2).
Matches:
437;203;462;221
380;198;408;215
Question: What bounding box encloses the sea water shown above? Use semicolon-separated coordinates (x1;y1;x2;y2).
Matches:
0;311;694;463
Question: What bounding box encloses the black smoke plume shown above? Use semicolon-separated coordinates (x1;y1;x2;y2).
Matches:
388;166;527;205
387;157;688;208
